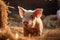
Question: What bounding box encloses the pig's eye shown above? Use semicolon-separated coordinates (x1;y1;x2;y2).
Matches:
30;15;34;19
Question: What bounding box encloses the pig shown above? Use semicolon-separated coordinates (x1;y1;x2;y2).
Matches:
57;9;60;20
56;9;60;24
18;6;43;36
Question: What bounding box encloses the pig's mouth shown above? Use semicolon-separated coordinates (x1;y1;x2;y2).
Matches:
23;21;33;27
23;21;28;26
24;24;33;28
23;23;28;26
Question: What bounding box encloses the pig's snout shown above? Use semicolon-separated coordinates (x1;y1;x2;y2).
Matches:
23;21;28;25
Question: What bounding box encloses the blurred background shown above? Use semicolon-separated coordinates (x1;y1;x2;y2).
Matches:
3;0;60;29
3;0;60;15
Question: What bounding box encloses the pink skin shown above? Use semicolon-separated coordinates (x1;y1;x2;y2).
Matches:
57;10;60;20
18;6;43;36
57;10;60;24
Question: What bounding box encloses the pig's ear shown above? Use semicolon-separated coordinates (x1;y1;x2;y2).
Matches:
34;8;43;18
18;6;27;18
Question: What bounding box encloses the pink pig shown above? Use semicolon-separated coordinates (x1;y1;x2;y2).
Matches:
18;6;43;36
56;10;60;20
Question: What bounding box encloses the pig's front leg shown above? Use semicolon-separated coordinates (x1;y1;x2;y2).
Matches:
37;18;43;36
40;20;43;36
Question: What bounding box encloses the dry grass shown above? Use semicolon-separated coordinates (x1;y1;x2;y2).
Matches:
7;27;60;40
0;0;8;28
8;12;60;40
43;15;59;28
42;28;60;40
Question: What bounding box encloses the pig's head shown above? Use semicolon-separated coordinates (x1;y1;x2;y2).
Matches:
18;6;43;27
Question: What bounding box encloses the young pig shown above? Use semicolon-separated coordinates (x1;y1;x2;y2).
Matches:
56;9;60;25
18;6;43;36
